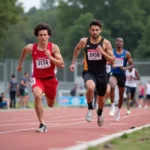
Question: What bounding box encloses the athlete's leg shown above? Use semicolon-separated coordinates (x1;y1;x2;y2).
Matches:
95;74;107;126
109;76;117;116
44;77;58;108
33;86;47;132
104;84;110;102
115;74;126;121
45;96;56;107
105;73;111;104
96;95;104;126
32;87;44;124
109;76;117;103
85;79;96;122
126;86;131;114
127;87;136;113
130;88;136;107
148;98;150;108
118;87;125;109
30;77;47;132
82;71;96;122
85;80;95;106
93;89;97;109
144;95;150;109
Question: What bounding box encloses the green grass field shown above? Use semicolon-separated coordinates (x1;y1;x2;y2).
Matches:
87;127;150;150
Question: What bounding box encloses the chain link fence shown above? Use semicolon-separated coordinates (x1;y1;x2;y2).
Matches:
0;59;150;102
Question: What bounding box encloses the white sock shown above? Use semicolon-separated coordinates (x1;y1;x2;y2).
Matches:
111;103;115;108
117;108;120;112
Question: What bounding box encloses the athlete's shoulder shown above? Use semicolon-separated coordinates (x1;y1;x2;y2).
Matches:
103;38;109;42
51;43;61;53
24;44;34;52
103;38;112;49
124;49;130;53
80;37;88;44
103;38;111;44
125;50;131;57
52;43;59;49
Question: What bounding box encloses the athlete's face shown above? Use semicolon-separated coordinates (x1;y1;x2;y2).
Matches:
37;30;50;44
116;38;124;49
89;25;101;39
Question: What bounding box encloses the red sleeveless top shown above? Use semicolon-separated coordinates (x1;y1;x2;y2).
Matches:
32;42;56;78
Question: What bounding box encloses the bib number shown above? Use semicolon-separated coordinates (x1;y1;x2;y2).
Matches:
30;78;36;86
87;50;102;60
114;58;123;67
36;59;50;69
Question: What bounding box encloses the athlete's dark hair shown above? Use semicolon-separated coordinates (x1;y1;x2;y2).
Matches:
11;74;15;78
89;20;102;29
34;22;52;36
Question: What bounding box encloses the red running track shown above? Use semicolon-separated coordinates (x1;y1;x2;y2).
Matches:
0;107;150;150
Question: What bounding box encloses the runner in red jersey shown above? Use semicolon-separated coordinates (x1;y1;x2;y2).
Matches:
17;22;64;132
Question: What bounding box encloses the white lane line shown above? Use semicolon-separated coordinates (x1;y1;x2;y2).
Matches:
101;134;108;137
110;123;127;126
0;122;61;126
0;113;140;127
0;117;85;126
0;114;84;122
76;141;87;144
0;121;86;134
65;124;150;150
0;114;60;121
48;148;64;150
0;109;35;112
0;108;61;112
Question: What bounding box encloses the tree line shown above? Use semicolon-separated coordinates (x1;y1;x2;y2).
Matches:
0;0;150;60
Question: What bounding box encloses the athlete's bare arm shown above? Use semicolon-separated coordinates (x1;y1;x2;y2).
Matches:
45;44;64;68
17;44;33;72
123;51;134;70
135;69;140;80
96;39;115;65
70;38;87;72
72;38;87;64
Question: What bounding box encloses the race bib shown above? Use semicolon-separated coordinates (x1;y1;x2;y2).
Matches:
114;58;124;67
106;65;111;73
30;78;36;86
87;50;102;60
36;59;50;69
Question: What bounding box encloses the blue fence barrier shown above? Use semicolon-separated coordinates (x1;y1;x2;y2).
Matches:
58;96;87;106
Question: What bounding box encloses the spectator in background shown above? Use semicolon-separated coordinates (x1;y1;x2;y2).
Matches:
0;93;10;109
144;80;150;109
18;72;29;108
125;67;140;114
137;82;145;108
8;74;18;108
